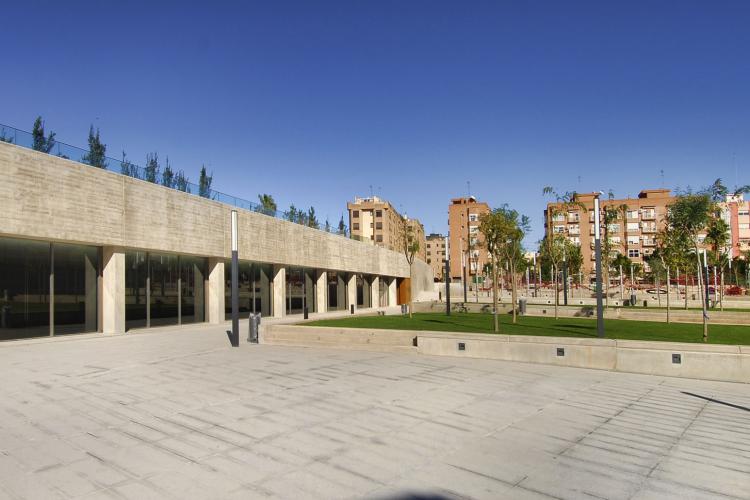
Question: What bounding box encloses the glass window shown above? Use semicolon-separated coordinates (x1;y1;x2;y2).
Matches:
181;255;206;324
0;237;50;339
149;253;179;326
225;261;272;319
286;267;305;315
54;243;99;335
375;210;382;217
327;271;347;311
126;251;148;329
353;210;359;218
356;275;372;308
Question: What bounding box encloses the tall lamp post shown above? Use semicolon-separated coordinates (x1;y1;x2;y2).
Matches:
594;194;604;337
229;210;240;347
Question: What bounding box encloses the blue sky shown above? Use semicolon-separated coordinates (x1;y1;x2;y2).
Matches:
2;1;749;245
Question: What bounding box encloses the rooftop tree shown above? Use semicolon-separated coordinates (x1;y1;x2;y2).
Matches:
198;165;213;198
144;153;159;183
82;125;107;168
32;116;56;153
257;194;277;216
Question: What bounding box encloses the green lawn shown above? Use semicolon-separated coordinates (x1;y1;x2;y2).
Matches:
305;312;750;345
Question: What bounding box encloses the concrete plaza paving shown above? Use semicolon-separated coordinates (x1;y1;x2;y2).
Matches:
0;325;748;499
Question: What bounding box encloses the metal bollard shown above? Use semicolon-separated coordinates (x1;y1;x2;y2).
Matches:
350;304;354;315
247;313;261;343
304;306;308;320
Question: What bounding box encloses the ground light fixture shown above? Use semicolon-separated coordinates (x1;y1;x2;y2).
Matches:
593;193;605;337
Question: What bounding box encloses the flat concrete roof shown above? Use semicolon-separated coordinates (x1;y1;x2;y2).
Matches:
0;326;747;499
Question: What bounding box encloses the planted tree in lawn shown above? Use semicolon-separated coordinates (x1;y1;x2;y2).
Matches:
493;206;529;323
479;211;503;332
602;199;628;306
666;192;714;341
32;116;56;153
542;187;587;318
82;125;107;168
398;216;420;319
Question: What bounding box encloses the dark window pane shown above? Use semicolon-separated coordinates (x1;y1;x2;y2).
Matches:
181;256;206;324
0;237;50;339
54;243;98;334
150;253;179;326
125;252;147;329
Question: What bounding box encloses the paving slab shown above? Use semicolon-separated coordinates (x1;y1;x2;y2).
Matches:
0;326;747;499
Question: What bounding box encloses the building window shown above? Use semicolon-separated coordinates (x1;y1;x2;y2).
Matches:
628;249;640;258
627;235;639;245
353;210;359;218
627;210;639;219
469;214;478;222
353;223;360;230
553;225;565;234
375;210;382;217
376;222;382;230
626;222;639;232
376;235;383;242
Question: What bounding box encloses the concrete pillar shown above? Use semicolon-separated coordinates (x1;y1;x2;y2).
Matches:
388;278;397;306
316;271;327;314
207;258;225;324
84;253;97;331
102;247;125;334
272;265;286;318
371;276;380;308
347;274;357;312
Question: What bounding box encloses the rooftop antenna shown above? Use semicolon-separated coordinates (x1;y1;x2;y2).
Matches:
369;184;373;198
660;169;664;188
467;180;471;198
733;152;738;189
577;175;581;185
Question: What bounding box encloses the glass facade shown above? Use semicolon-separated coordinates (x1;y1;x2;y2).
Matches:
356;274;372;308
225;261;272;319
54;243;99;335
126;251;207;330
0;237;99;340
285;267;316;315
327;271;347;311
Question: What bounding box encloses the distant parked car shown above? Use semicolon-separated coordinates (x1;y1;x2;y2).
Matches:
726;285;745;296
645;288;667;295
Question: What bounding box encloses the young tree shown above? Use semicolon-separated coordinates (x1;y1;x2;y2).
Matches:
602;200;628;306
542;187;587;318
479;211;503;332
175;170;190;192
198;165;213;198
287;205;298;223
337;215;348;236
82;125;107;168
398;216;420;319
119;151;139;178
31;116;56;153
257;194;277;216
667;192;714;341
144;153;159;183
0;128;14;144
324;219;331;233
161;157;175;188
492;206;530;323
307;207;320;229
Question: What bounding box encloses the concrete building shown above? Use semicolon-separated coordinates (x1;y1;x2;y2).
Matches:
425;233;447;281
722;194;750;259
347;196;427;261
544;189;675;278
0;140;434;341
448;197;490;283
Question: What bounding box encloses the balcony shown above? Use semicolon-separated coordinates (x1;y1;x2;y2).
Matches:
641;210;656;220
641;224;657;234
642;239;656;247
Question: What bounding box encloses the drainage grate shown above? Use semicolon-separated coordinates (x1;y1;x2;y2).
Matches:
672;353;681;364
458;342;466;351
557;348;565;357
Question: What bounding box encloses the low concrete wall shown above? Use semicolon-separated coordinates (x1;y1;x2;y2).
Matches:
267;324;749;383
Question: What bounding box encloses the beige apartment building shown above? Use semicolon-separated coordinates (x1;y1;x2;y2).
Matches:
426;233;447;280
348;196;427;261
448;196;490;282
723;194;750;258
544;189;675;278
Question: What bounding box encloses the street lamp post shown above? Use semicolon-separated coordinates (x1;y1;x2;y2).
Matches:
594;195;604;337
229;210;239;347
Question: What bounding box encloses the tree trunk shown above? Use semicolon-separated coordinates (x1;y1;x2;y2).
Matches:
553;264;559;319
696;255;707;342
665;266;670;323
684;269;689;310
657;275;661;307
492;254;499;333
511;261;517;324
720;270;724;312
408;261;414;319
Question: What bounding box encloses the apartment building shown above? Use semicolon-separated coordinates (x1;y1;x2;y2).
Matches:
426;233;447;280
544;189;675;278
723;194;750;258
448;196;490;282
347;196;427;261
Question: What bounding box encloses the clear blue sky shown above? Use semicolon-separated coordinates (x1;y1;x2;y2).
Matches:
3;1;749;245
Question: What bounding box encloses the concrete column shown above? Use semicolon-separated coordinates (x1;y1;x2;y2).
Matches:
102;247;125;334
371;276;380;308
316;271;327;314
347;274;357;312
207;258;225;324
388;278;397;306
84;253;97;331
272;265;286;318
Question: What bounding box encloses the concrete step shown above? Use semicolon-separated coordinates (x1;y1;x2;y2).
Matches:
262;324;417;350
